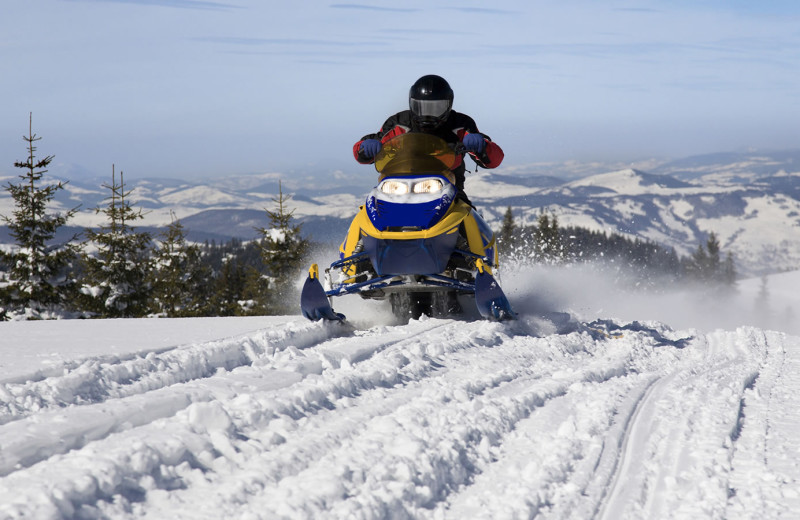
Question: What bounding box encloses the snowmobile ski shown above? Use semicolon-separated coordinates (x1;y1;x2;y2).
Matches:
300;264;345;321
474;260;516;321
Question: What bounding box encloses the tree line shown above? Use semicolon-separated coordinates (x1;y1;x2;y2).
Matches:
497;206;737;291
0;116;309;320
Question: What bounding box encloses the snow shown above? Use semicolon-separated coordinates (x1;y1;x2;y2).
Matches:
1;267;799;519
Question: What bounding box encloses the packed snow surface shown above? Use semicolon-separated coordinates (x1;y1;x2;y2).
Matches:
1;268;799;519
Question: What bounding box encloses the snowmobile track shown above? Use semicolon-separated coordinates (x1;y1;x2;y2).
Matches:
2;320;799;519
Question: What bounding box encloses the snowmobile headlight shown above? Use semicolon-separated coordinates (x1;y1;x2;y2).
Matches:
380;180;409;195
412;179;443;194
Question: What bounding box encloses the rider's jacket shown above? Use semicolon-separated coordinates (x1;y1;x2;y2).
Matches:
353;110;504;196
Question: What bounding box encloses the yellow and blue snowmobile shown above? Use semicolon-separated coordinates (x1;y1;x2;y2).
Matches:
300;132;515;322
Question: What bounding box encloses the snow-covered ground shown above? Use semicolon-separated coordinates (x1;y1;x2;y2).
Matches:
1;267;799;519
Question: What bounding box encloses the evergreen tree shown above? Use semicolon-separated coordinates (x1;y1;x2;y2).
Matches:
240;265;271;315
723;252;737;286
208;256;247;316
685;231;736;289
533;209;563;263
0;114;80;319
256;182;310;314
149;214;212;317
705;232;722;280
498;206;517;257
80;167;152;317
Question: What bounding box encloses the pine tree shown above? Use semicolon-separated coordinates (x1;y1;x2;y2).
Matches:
256;181;310;314
208;256;247;316
723;252;737;286
149;214;212;317
705;232;722;280
0;114;80;319
240;265;271;315
80;166;152;317
498;206;517;258
533;209;563;263
685;231;736;289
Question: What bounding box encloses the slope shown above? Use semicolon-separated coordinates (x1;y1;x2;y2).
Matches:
0;313;798;519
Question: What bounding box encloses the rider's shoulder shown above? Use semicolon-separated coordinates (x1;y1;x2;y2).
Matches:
447;110;477;127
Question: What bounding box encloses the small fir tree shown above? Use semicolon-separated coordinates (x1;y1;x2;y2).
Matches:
533;209;563;264
240;266;272;315
498;206;517;258
208;256;247;316
0;114;80;319
80;166;152;317
685;231;736;289
149;214;212;317
256;181;310;314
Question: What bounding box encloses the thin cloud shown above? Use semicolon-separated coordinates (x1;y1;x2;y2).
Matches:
612;7;661;13
330;3;420;13
489;41;723;59
194;36;388;47
381;28;472;36
63;0;241;10
445;7;519;15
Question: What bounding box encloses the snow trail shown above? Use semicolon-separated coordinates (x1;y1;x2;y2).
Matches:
0;317;798;519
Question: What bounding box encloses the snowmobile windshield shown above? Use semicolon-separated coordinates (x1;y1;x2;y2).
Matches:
374;133;457;184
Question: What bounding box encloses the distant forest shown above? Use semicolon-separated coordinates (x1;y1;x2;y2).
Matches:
496;207;736;291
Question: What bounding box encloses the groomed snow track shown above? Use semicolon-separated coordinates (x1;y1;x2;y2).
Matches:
1;317;798;519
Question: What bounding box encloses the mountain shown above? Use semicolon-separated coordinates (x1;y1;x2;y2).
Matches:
652;149;800;181
465;164;800;276
2;150;800;276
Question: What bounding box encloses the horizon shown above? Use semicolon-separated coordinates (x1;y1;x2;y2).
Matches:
2;1;800;182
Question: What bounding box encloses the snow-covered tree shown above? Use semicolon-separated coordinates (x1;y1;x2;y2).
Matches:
240;266;271;315
208;255;247;316
256;182;309;314
0;114;80;319
685;232;736;288
498;206;518;257
533;209;563;264
80;167;152;317
149;214;212;317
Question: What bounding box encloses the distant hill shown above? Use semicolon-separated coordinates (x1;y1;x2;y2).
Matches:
3;150;800;276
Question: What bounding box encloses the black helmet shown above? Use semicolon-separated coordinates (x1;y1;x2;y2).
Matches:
409;75;454;128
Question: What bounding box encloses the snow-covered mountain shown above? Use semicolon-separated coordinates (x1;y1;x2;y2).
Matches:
469;166;800;276
1;265;799;518
2;150;799;275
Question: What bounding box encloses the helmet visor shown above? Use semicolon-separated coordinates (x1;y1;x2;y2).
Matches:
410;98;451;118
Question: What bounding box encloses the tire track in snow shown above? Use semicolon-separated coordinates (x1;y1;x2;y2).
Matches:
150;323;651;519
103;319;519;518
0;318;459;517
3;318;741;520
593;375;665;520
0;320;349;425
589;327;771;520
438;328;672;519
726;330;800;519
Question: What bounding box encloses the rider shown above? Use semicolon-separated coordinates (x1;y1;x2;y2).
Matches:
353;75;504;204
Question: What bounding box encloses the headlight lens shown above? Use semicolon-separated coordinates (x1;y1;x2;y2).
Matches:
413;179;443;193
380;180;409;195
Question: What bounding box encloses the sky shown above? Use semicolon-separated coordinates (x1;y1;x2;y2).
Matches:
1;0;799;183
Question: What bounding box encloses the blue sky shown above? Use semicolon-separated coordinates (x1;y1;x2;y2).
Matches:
2;0;799;182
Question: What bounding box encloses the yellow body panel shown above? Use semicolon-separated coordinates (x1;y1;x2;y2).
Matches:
339;200;496;276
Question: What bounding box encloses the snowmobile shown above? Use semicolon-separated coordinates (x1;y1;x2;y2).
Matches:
300;132;515;322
